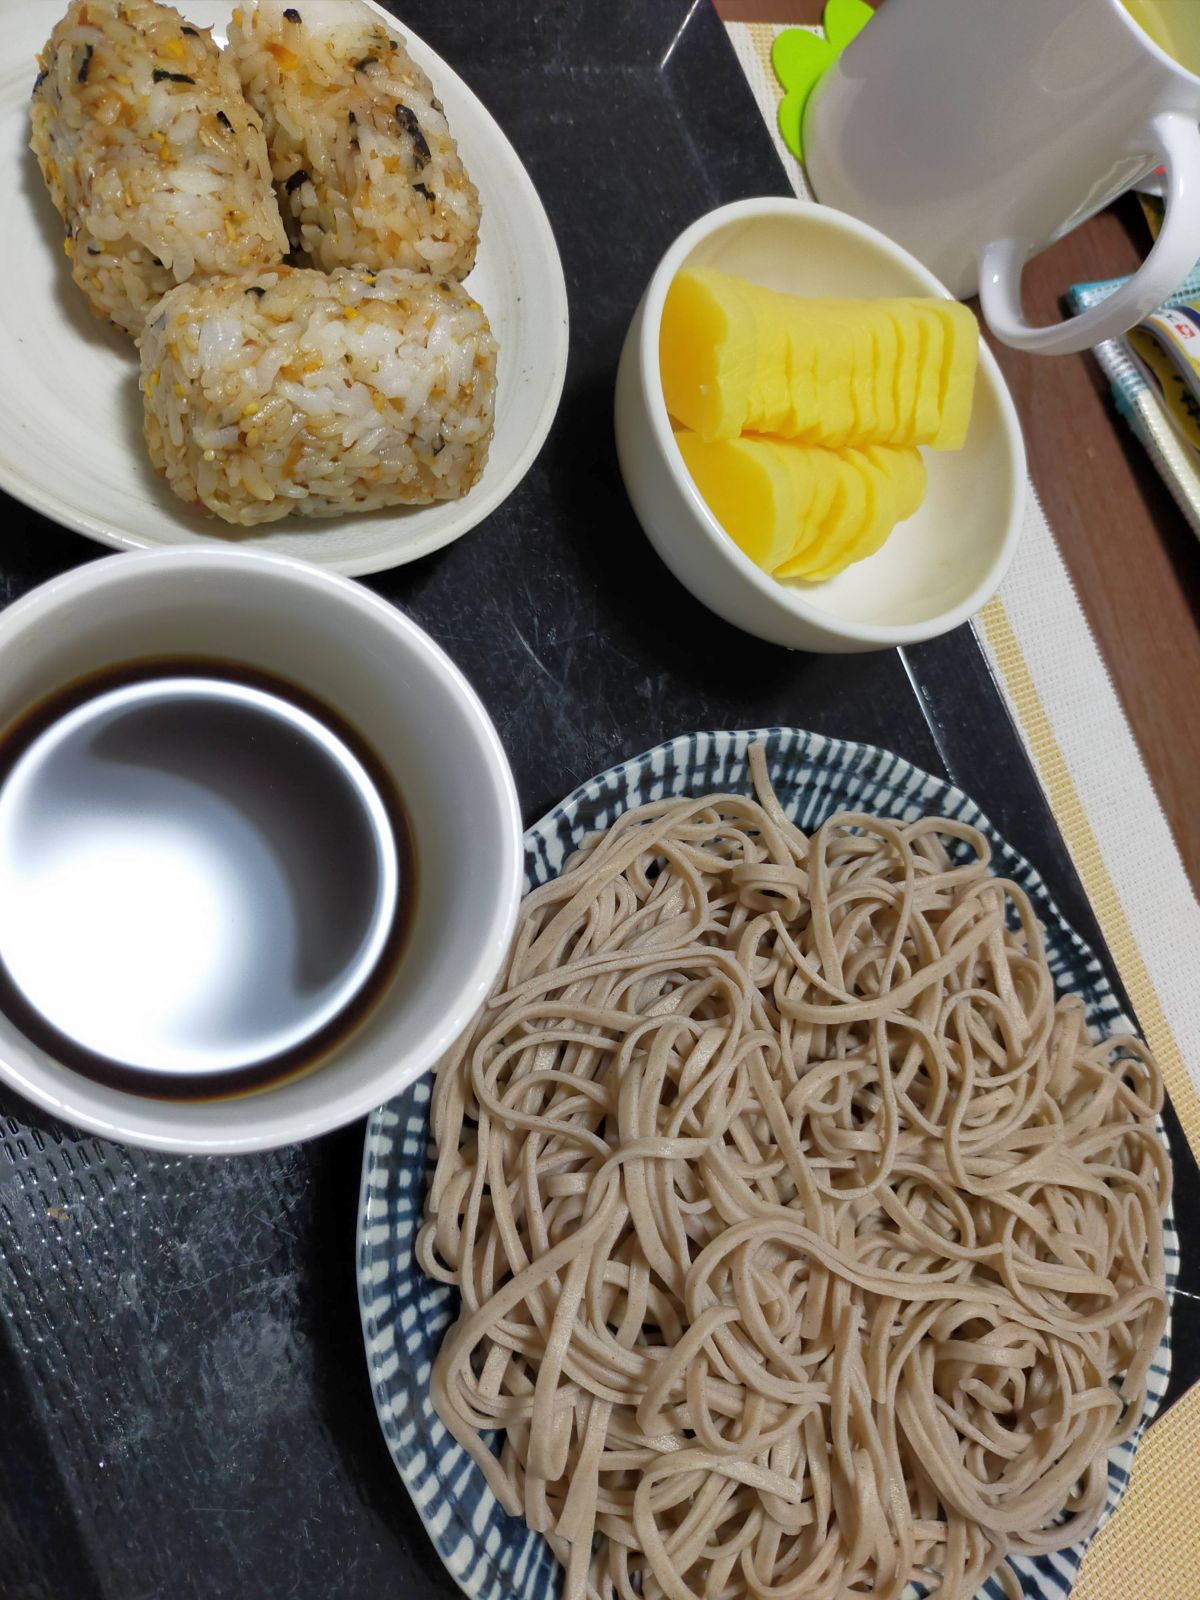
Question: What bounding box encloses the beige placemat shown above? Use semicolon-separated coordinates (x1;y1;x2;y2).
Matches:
725;21;1200;1600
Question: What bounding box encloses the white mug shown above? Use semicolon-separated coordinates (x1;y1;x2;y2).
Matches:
803;0;1200;355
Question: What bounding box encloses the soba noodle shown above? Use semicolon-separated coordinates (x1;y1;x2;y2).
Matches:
417;745;1169;1600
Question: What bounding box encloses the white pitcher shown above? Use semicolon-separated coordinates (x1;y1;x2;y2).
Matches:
804;0;1200;355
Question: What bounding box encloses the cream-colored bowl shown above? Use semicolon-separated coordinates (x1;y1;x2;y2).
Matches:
0;549;522;1154
614;199;1026;652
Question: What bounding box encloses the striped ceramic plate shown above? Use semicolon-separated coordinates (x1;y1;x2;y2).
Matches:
358;727;1176;1600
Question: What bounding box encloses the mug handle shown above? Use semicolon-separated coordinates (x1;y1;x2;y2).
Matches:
978;112;1200;357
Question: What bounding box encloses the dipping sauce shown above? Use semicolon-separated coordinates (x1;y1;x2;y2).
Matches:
0;660;414;1099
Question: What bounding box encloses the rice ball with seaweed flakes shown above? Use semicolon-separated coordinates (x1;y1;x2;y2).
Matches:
140;266;497;526
30;0;288;338
228;0;479;279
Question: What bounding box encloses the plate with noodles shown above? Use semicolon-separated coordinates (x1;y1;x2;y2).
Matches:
358;728;1175;1600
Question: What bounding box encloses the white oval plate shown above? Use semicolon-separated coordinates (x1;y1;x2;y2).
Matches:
0;0;568;575
359;727;1175;1600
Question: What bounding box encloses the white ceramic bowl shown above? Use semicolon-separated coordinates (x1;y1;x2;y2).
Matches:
0;549;523;1154
614;198;1026;652
0;0;568;575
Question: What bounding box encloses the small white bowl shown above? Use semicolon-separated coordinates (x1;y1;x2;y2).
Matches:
614;199;1026;652
0;549;523;1154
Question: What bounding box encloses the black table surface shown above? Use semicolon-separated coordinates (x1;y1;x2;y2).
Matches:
0;4;1196;1597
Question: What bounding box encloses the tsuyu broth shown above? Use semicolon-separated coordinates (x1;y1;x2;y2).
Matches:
0;659;415;1100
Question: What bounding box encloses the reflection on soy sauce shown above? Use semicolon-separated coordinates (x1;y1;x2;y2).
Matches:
0;659;416;1101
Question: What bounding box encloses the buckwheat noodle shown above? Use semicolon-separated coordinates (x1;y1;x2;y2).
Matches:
417;745;1169;1600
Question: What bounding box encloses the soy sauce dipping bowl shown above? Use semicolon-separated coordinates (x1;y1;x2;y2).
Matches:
0;549;523;1154
614;198;1026;652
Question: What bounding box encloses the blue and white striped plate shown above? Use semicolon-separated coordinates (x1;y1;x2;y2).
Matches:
358;728;1176;1600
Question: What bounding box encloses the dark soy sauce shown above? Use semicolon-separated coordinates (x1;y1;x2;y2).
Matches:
0;660;415;1100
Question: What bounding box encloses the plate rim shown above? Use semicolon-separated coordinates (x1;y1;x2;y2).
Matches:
0;0;569;575
357;725;1177;1600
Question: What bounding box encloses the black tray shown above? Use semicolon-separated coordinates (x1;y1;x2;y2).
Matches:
0;5;1195;1596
